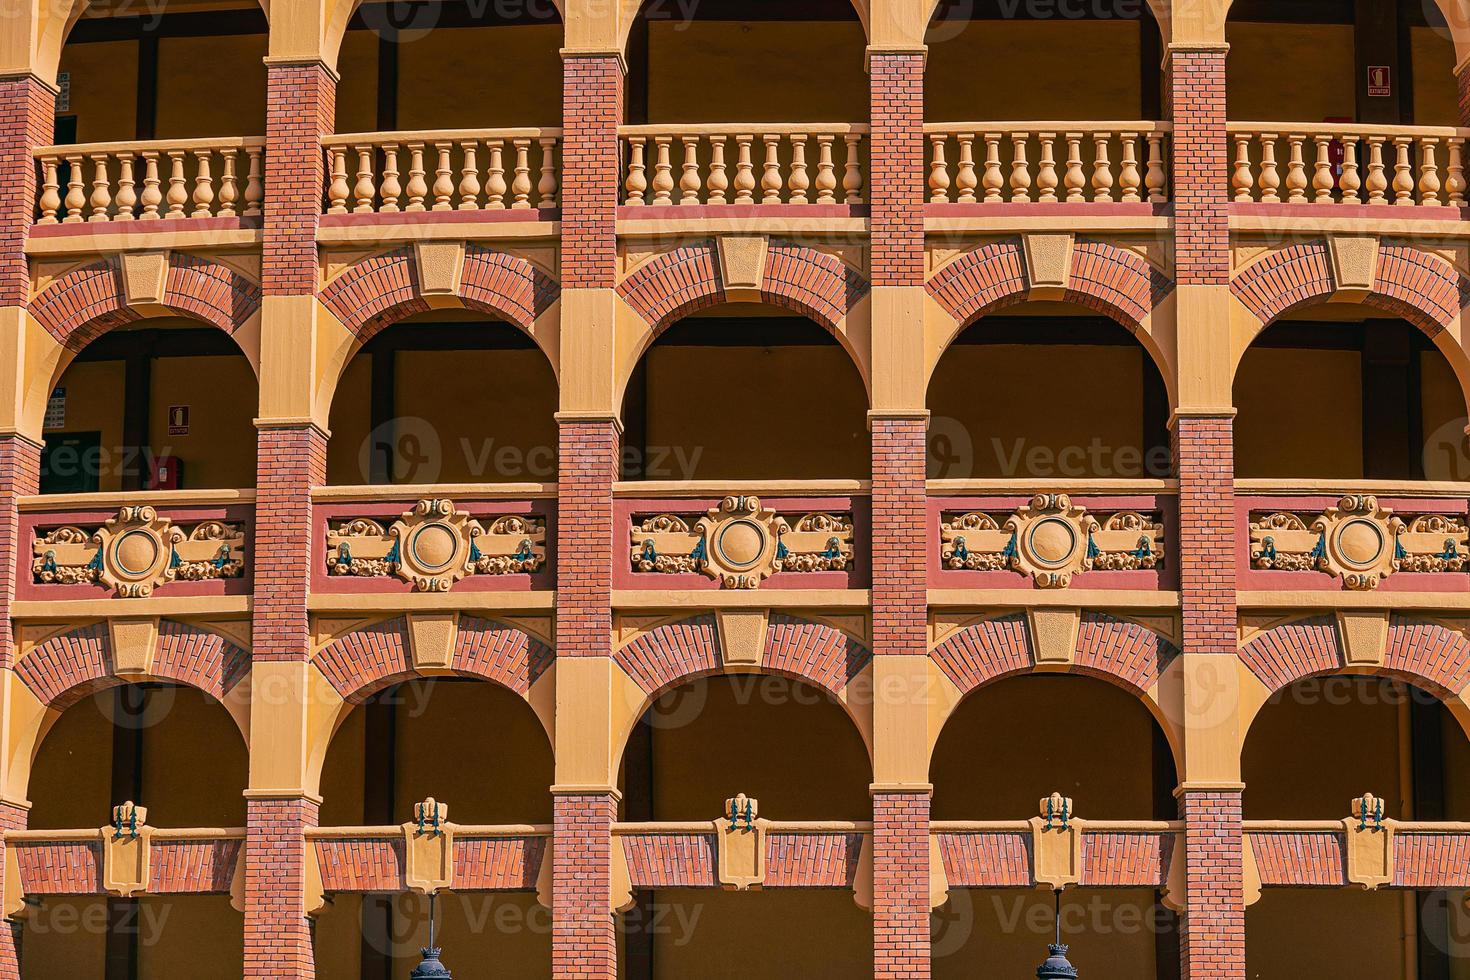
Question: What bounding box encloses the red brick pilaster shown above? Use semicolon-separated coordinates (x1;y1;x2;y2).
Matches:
251;425;326;662
262;62;335;291
867;51;925;285
0;75;55;304
873;791;931;979
245;796;319;979
871;418;928;658
552;792;617;979
1166;46;1228;285
1173;416;1234;658
1178;789;1245;979
561;54;623;289
555;419;618;660
0;801;28;979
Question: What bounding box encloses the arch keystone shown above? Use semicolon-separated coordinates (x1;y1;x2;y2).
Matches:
716;609;769;670
1023;232;1074;300
716;235;769;302
120;251;170;308
108;617;159;676
407;612;459;672
1326;235;1379;299
1335;610;1388;667
1026;607;1079;667
413;240;467;299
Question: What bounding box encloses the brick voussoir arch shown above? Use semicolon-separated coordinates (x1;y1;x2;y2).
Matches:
930;612;1175;699
310;616;554;702
30;254;262;350
16;620;250;711
319;244;559;342
1240;615;1470;698
926;238;1171;332
1230;240;1466;336
614;613;872;701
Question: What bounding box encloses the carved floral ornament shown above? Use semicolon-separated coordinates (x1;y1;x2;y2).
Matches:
327;499;547;592
32;507;246;598
1249;495;1468;590
629;496;854;589
940;494;1163;588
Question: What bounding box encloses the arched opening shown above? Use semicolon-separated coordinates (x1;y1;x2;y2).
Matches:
616;674;872;978
325;316;558;486
314;679;553;979
1234;316;1461;480
930;674;1179;979
40;322;259;493
333;1;563;133
22;683;247;980
927;311;1170;480
1243;674;1470;977
621;312;870;481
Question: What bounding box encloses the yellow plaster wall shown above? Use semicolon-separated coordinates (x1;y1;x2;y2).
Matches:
926;21;1145;121
147;355;259;490
154;34;268;138
644;22;868;123
43;359;126;492
927;344;1153;480
632;889;871;980
1226;22;1356;122
25;691;111;828
136;895;244;980
632;677;871;821
325;354;372;485
334;29;380;134
395;26;563;130
1246;889;1408;980
1413;25;1460;126
1234;347;1362;479
933;888;1161;980
640;344;869;481
55;41;139;143
930;675;1164;820
19;897;108;978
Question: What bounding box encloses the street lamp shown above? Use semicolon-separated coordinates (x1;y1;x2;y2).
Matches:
1034;889;1078;979
409;893;452;979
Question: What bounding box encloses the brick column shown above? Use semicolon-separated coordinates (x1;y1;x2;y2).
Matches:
868;46;931;980
0;802;28;979
1167;42;1244;980
262;61;335;285
244;797;319;979
553;49;624;980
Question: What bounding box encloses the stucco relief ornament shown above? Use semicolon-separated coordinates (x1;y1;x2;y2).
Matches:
327;501;546;590
31;507;245;598
696;496;786;589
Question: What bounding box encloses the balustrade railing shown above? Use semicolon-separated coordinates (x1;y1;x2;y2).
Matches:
923;122;1170;204
33;137;265;224
322;129;561;215
1228;123;1470;206
619;125;867;207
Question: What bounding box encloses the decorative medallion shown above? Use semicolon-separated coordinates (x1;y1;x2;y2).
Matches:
940;495;1163;588
32;507;246;598
1249;496;1465;590
327;500;547;591
629;496;854;589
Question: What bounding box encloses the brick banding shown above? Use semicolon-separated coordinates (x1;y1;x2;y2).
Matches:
1249;830;1346;886
1239;614;1470;697
29;254;262;351
621;833;717;888
936;831;1033;887
310;615;554;701
16;620;249;711
763;832;863;887
453;836;548;891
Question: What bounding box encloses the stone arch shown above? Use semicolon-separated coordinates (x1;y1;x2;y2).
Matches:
617;0;871;52
924;237;1177;404
611;613;875;762
614;240;873;407
315;245;560;414
322;0;562;72
927;611;1183;771
1229;240;1470;416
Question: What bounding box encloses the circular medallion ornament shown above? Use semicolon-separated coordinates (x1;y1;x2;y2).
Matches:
1335;518;1386;569
1027;518;1078;568
716;519;768;569
409;522;460;572
389;500;476;592
113;530;161;578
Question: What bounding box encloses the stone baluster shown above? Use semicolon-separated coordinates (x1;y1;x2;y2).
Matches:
680;134;702;205
842;133;863;204
243;145;264;218
955;133;977;203
788;134;810;204
1365;136;1388;203
36;156;60;223
1146;133;1167;203
165;150;188;218
1392;136;1415;204
216;150;237;217
1232;134;1253;202
485;140;507;209
734;135;757;204
624;136;648;206
1119;132;1141;202
1090;132;1114;202
928;133;950;204
1311;134;1334;203
457;141;482;210
1008;133;1031;203
1339;137;1361;203
537;137;559;208
1418;137;1442;205
1063;133;1086;202
761;134;783;204
88;153;112;222
115;154;137;220
62;152;85;222
1447;137;1466;206
431;143;454;211
979;134;1001;202
405;143;427;212
1257;134;1280;203
813;134;836;204
354;145;377;213
708;136;729;204
326;147;349;213
1036;133;1059;202
1284;135;1308;203
192;149;215;217
652;136;675;206
511;138;533;209
140;151;163;219
379;144;402;212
